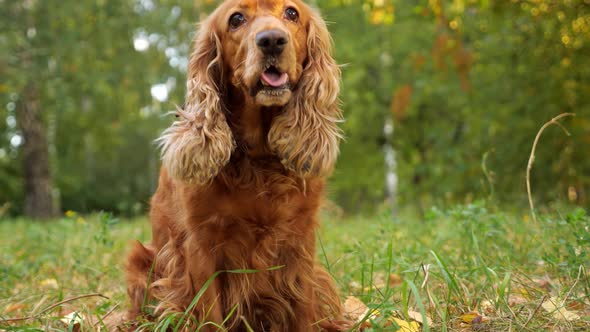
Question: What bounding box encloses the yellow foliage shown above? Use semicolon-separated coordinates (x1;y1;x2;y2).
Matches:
388;317;420;332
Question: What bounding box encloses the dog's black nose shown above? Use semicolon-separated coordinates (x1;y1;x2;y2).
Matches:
256;29;288;55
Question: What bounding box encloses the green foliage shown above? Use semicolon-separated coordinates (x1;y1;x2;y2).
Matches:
322;0;590;212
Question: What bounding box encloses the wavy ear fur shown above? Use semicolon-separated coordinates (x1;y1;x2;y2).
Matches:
157;17;235;184
268;8;342;179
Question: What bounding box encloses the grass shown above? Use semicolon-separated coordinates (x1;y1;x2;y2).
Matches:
0;203;589;331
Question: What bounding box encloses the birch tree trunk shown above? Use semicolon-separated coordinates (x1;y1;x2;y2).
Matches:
384;117;398;216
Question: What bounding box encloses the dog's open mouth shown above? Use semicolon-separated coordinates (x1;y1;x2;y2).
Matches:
249;66;292;101
260;66;288;89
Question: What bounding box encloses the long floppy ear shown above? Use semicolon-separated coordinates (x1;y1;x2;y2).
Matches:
157;17;235;184
268;9;342;178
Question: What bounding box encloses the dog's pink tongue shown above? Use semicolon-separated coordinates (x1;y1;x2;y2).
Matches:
261;71;288;87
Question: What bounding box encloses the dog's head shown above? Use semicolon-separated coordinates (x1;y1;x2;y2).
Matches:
159;0;342;184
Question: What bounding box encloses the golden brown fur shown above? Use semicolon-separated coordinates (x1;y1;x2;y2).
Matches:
126;0;349;330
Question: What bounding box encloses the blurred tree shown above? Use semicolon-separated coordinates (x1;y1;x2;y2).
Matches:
0;0;588;217
0;0;197;216
16;82;56;218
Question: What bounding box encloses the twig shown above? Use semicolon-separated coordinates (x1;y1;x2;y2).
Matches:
522;295;547;329
526;113;575;224
1;293;108;323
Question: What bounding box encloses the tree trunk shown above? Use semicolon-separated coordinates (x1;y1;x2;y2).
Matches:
383;117;398;217
17;82;56;219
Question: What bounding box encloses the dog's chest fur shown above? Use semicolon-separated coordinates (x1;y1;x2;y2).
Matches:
184;162;322;265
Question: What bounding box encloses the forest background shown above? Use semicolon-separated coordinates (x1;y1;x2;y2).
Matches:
2;0;589;218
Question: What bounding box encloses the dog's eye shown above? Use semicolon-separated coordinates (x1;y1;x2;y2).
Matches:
229;13;246;30
284;7;299;22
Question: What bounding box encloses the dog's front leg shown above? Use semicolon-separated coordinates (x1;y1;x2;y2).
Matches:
184;239;224;330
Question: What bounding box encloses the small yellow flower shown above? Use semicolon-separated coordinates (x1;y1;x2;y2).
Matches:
65;210;77;218
76;217;86;224
39;278;59;289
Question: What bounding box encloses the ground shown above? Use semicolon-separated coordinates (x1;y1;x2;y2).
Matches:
1;203;589;331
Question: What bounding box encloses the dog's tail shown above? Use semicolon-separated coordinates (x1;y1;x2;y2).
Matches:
126;240;156;320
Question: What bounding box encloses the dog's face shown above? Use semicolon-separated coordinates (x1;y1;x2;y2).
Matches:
159;0;342;183
213;0;310;106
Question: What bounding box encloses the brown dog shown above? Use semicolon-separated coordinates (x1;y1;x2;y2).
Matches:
126;0;349;331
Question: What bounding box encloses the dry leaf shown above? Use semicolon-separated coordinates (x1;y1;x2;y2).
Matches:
388;317;420;332
407;309;433;326
343;296;370;321
342;296;374;329
460;311;481;324
541;297;581;321
60;311;83;332
389;273;403;287
3;303;25;314
100;311;127;332
567;300;586;311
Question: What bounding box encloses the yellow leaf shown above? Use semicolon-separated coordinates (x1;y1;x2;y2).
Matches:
388;317;420;332
460;311;481;324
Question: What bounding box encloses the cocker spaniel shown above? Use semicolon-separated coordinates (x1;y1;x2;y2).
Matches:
126;0;350;330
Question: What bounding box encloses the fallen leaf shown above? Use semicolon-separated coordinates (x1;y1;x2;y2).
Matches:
407;309;433;326
342;296;376;329
541;297;581;321
567;300;586;311
3;303;25;314
389;273;403;287
388;317;420;332
100;311;127;332
60;311;83;332
460;311;481;324
343;296;370;321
